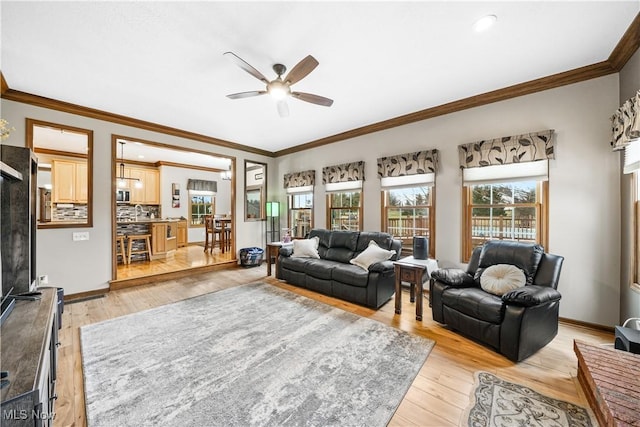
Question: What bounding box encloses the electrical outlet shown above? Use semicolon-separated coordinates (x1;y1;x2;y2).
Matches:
72;231;90;241
39;275;49;285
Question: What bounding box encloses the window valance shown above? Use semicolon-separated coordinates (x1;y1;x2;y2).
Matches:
377;149;439;178
611;90;640;151
187;179;217;193
458;129;555;169
283;170;315;188
322;161;365;184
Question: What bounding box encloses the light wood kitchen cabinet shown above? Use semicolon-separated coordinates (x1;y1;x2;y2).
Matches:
76;161;88;203
177;220;187;247
125;166;159;205
152;222;167;255
52;159;88;203
151;221;177;259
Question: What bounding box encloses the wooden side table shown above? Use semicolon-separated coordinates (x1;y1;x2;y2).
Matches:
393;257;439;321
266;242;293;276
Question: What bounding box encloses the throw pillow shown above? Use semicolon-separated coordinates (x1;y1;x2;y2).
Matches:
480;264;526;296
291;236;320;259
350;240;395;271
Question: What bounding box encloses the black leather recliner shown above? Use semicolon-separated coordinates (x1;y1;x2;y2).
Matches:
430;240;564;362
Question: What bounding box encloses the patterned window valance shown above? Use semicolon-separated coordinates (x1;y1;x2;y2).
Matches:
322;161;365;184
187;179;217;193
458;129;555;169
283;170;315;188
377;149;438;178
611;90;640;151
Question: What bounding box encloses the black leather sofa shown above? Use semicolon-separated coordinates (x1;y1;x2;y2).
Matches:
430;240;564;362
277;229;402;309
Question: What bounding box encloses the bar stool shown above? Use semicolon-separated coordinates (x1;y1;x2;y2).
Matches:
116;235;128;264
127;233;152;263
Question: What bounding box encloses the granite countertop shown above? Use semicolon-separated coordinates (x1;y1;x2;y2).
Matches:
116;218;184;225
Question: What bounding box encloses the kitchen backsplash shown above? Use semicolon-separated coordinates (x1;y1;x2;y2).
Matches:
53;204;88;221
117;205;161;221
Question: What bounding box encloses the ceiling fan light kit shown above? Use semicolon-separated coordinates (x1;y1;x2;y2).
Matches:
224;51;333;117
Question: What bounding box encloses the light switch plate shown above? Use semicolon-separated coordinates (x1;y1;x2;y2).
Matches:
73;231;90;241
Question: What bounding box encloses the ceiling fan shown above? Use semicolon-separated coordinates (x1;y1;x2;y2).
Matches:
224;51;333;118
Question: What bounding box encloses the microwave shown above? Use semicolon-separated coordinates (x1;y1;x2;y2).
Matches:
116;189;131;203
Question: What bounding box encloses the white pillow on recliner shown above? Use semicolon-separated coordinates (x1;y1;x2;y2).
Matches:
480;264;526;296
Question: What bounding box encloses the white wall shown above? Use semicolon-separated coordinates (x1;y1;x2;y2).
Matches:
1;99;273;295
276;75;621;326
619;48;640;322
159;166;232;243
1;74;624;325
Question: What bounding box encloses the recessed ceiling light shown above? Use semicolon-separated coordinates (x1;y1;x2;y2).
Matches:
138;155;145;159
473;14;497;32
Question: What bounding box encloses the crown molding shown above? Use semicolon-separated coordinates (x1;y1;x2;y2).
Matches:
0;82;274;158
276;13;639;157
608;12;640;71
2;12;638;158
274;60;617;157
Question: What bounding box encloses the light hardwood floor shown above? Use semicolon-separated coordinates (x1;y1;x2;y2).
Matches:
54;265;612;427
115;244;234;281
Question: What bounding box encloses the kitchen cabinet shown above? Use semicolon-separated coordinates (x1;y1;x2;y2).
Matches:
125;166;159;205
52;159;88;203
177;220;187;248
151;221;177;259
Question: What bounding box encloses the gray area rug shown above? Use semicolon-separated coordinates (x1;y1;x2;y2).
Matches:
462;372;595;427
81;283;434;427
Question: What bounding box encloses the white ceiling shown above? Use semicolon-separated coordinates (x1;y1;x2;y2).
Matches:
2;1;639;153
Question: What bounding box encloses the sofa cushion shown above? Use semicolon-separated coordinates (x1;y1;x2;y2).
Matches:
309;229;331;259
304;259;343;280
350;240;395;271
279;256;311;274
356;232;393;252
332;264;370;288
291;236;320;258
480;264;526;296
442;287;505;324
474;241;544;286
325;231;359;263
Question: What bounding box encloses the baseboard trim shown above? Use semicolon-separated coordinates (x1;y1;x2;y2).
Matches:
559;317;614;333
109;261;238;291
65;288;110;302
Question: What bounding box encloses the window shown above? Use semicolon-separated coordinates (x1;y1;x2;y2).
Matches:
189;193;215;226
383;185;434;256
327;191;362;231
462;180;547;260
288;192;313;238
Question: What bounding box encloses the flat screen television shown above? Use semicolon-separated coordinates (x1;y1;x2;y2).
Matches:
1;148;38;325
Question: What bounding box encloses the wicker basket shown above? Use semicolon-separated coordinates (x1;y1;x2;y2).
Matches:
239;247;264;267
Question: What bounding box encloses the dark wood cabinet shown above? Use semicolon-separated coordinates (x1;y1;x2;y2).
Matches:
1;288;59;426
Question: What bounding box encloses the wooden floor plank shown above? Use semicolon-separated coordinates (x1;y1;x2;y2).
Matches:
53;265;614;427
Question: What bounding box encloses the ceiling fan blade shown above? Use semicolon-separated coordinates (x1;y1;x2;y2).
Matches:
277;100;290;118
223;52;269;84
283;55;319;85
226;91;267;99
291;91;334;107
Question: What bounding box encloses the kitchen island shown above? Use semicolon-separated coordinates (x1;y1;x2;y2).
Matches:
116;218;186;261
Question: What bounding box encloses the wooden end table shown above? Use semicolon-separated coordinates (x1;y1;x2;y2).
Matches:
266;242;292;276
393;257;438;321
